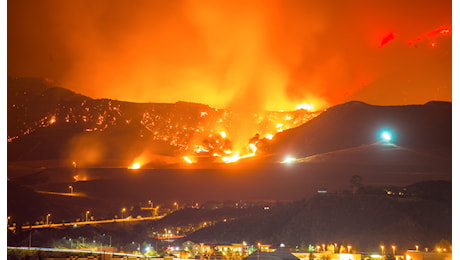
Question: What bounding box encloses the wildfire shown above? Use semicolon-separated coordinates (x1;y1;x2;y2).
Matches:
128;162;141;169
222;153;241;163
222;150;256;163
49;115;56;124
73;174;88;181
407;26;452;46
295;103;315;111
183;156;193;164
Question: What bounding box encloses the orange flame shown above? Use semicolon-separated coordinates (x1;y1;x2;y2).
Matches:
128;162;141;169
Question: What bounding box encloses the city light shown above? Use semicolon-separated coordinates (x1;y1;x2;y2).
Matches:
121;208;126;219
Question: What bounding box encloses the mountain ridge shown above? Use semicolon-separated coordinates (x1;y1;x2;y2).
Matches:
269;100;451;160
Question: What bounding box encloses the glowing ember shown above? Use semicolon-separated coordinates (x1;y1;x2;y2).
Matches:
378;32;395;48
220;131;227;139
49;115;56;124
73;175;88;181
128;162;141;169
265;134;274;140
407;26;452;46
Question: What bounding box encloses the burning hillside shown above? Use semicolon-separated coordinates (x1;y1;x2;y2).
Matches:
7;77;321;166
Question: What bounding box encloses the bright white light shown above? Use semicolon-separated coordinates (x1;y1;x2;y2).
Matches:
282;156;296;164
183;156;193;164
296;103;314;111
265;134;274;140
381;131;392;142
128;162;141;169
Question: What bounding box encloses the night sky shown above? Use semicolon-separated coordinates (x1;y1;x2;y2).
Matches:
7;0;451;111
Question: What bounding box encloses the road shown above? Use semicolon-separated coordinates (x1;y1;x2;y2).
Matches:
9;215;164;231
7;246;159;259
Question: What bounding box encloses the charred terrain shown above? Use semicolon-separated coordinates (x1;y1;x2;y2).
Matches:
7;77;451;250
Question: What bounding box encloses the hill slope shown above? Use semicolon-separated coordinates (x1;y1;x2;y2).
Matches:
7;77;318;163
270;101;451;160
183;181;451;251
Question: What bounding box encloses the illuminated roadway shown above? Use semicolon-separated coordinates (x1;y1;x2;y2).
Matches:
7;246;158;259
9;215;164;231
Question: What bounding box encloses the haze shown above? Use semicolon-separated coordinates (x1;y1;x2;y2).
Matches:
8;0;451;111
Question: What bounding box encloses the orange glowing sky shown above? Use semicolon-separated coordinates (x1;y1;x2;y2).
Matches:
8;0;451;111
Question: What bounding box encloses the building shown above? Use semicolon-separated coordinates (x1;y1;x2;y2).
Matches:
244;247;299;260
405;250;452;260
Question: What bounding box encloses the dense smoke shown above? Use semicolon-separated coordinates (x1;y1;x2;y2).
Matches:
8;0;451;111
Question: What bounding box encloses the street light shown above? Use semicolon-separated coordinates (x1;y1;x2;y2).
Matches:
391;245;396;255
46;214;51;225
380;245;385;255
347;245;351;253
173;202;178;211
85;211;90;222
148;200;153;208
257;243;261;260
415;245;419;251
69;185;73;194
121;208;126;219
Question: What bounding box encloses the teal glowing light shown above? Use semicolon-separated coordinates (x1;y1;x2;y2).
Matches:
381;131;392;142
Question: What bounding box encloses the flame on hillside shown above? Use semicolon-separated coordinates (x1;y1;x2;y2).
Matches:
128;162;141;169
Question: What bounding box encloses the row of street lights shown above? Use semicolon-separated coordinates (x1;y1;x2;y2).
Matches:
22;199;172;229
34;207;126;227
311;243;403;255
380;245;407;255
